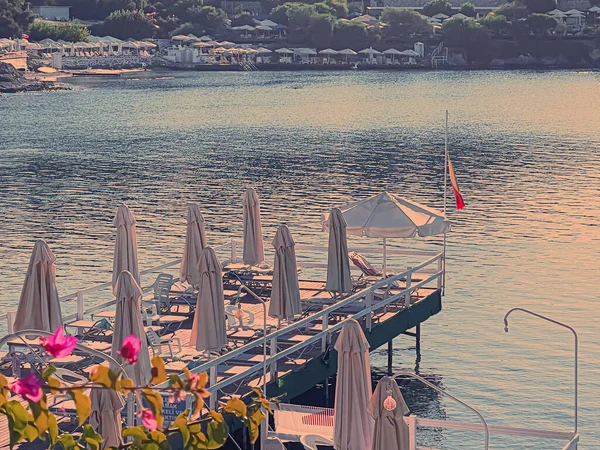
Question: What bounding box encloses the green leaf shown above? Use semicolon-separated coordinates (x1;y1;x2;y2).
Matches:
122;426;148;441
208;411;223;423
120;378;134;393
42;365;57;380
142;389;164;430
206;418;229;449
151;357;167;385
68;389;91;425
46;376;61;395
2;400;29;449
48;413;58;445
189;430;209;450
90;365;120;389
81;424;102;446
172;412;190;448
85;437;100;450
57;434;78;450
223;398;246;418
28;397;49;437
23;424;38;442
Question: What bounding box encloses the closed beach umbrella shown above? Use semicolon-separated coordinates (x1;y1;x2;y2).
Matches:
326;208;352;295
111;271;151;385
242;188;265;265
367;376;410;450
14;240;63;333
90;388;125;449
190;247;227;352
269;225;301;323
112;203;139;294
334;319;373;450
180;204;208;285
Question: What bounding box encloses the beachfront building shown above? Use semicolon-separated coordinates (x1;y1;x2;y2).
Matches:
29;5;71;20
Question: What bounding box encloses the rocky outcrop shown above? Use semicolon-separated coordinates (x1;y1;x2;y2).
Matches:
0;62;56;93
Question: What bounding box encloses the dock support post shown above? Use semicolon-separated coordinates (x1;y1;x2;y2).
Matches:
416;325;421;358
407;415;417;450
324;377;329;405
387;340;393;375
321;312;329;353
405;268;413;308
231;239;237;263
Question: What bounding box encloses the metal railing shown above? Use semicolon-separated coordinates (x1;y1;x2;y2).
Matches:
173;251;443;406
403;416;578;450
2;238;444;407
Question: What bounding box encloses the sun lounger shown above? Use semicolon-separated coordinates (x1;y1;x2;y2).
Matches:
269;402;335;450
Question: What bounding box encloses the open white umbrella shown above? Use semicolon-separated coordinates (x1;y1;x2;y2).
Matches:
269;225;301;324
14;240;63;332
180;204;207;285
90;388;125;449
190;247;227;352
112;203;139;294
325;208;352;295
242;188;265;265
111;270;151;386
322;192;450;273
334;319;373;450
367;376;410;450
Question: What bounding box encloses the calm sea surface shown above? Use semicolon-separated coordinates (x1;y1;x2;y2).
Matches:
1;70;599;449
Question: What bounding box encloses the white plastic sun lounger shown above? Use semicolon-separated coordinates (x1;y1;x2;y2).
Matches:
269;403;334;450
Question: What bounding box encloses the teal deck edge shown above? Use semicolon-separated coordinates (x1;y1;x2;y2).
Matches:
265;289;443;401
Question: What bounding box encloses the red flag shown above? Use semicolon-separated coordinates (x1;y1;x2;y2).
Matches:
447;154;465;210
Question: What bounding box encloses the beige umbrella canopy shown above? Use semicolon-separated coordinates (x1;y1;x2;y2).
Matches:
111;270;151;386
90;388;125;449
367;376;410;450
325;208;352;295
112;203;139;294
242;188;265;265
334;319;374;450
180;204;208;285
269;225;301;323
190;247;227;352
14;240;63;332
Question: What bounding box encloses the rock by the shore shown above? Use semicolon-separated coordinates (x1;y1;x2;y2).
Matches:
0;62;58;93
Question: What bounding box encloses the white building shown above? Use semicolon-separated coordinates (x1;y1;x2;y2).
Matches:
30;6;71;21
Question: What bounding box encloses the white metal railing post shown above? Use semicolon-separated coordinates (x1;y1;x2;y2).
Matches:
6;312;15;335
209;365;217;410
230;239;237;263
407;415;417;450
366;291;373;332
405;268;413;308
76;291;84;320
270;335;277;380
321;312;328;352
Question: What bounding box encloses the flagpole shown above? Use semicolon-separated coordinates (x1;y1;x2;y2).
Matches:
442;110;448;295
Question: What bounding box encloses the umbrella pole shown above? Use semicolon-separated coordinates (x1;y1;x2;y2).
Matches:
442;111;449;296
383;238;387;276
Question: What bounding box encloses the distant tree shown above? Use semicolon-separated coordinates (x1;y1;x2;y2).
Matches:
523;0;556;13
479;12;510;35
442;16;491;61
495;2;528;21
526;13;557;34
422;0;452;17
269;2;295;24
331;19;370;49
164;0;203;19
28;21;90;41
0;0;32;38
381;7;430;38
231;11;255;26
314;2;335;15
100;9;156;39
285;3;318;43
96;0;145;19
459;2;476;17
327;0;348;18
183;5;226;32
307;13;334;47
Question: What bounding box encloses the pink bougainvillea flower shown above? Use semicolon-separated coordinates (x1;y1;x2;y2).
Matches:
9;374;44;402
40;327;78;359
140;408;157;431
117;335;141;364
